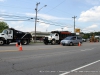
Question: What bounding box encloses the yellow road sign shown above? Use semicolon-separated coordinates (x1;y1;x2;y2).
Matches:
75;29;80;33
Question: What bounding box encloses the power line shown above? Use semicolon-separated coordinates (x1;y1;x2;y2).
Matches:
0;19;33;21
45;0;66;13
44;0;74;16
0;13;74;28
0;14;35;19
38;18;73;27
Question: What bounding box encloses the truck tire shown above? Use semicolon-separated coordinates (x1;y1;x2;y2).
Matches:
44;42;48;45
0;39;4;45
6;42;10;45
22;40;28;45
51;40;56;45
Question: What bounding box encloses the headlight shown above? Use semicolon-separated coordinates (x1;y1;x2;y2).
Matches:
65;41;69;43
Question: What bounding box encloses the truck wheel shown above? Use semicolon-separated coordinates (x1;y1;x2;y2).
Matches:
44;42;48;45
0;39;4;45
51;40;56;45
22;40;28;45
7;42;10;45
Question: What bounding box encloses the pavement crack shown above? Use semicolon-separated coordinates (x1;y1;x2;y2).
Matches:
0;58;28;75
12;63;28;75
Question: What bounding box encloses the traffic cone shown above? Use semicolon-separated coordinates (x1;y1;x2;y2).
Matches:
78;42;81;46
19;43;22;51
16;42;18;47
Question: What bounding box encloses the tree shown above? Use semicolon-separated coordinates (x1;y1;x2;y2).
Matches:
0;21;9;33
82;34;89;39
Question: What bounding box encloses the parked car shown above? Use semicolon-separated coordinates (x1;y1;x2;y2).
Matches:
82;38;86;42
60;36;83;46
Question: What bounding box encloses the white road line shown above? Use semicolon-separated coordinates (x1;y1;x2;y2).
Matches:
0;50;18;52
81;48;94;51
59;59;100;75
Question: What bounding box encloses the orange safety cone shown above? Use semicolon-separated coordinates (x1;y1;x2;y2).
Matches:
19;43;22;51
78;42;81;46
97;40;98;42
16;42;18;47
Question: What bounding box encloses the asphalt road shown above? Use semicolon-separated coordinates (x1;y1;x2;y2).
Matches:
0;42;100;75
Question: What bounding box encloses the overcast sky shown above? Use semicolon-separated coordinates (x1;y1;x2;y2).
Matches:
0;0;100;33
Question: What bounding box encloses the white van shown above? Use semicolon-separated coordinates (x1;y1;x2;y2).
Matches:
60;36;83;46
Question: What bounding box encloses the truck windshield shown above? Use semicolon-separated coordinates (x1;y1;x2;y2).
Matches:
2;30;8;34
50;33;55;36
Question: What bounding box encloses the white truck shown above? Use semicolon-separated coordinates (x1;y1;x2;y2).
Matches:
0;28;32;45
43;31;76;45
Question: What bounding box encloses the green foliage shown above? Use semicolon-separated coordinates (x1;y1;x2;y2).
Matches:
0;22;9;33
82;32;100;39
82;34;88;39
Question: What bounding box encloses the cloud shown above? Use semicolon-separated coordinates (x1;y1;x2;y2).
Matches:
85;0;100;5
36;20;50;32
53;26;74;32
25;13;35;18
54;27;68;31
82;24;98;32
0;0;5;2
38;14;70;20
0;10;6;13
78;6;100;22
0;17;4;21
10;21;23;28
39;22;49;28
87;24;98;29
25;13;70;20
9;21;32;32
25;13;71;32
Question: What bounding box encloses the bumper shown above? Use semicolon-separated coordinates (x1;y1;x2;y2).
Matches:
61;42;69;46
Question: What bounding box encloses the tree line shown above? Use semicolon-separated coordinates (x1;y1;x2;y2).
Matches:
0;21;9;33
81;32;100;39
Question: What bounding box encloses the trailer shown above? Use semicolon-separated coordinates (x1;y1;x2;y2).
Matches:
43;31;76;45
0;28;32;45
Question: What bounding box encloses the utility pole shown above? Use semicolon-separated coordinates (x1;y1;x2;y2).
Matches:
34;2;40;43
72;16;77;33
61;28;63;31
34;2;47;43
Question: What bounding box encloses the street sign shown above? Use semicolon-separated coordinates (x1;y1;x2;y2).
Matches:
75;29;80;33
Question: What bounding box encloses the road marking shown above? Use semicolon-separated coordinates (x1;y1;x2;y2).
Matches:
0;50;18;52
23;46;64;51
59;59;100;75
39;47;62;50
81;48;94;51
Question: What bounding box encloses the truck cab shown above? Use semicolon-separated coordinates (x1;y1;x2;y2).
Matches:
0;29;13;45
1;29;13;40
43;33;59;45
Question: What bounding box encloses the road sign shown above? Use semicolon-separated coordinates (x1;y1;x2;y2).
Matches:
75;29;80;33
